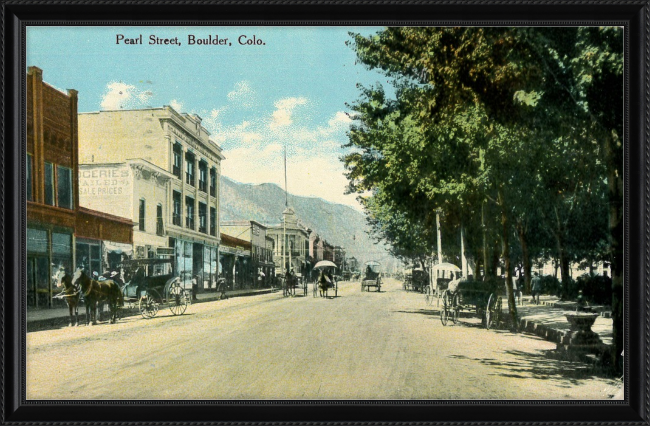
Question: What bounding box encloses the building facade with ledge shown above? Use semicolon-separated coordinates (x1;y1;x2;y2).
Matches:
78;106;225;291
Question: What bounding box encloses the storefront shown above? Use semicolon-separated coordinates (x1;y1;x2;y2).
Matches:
171;237;219;292
27;227;73;309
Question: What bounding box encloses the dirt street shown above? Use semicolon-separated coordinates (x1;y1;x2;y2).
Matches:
26;278;620;400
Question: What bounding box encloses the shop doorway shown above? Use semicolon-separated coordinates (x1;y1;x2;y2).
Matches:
27;256;50;308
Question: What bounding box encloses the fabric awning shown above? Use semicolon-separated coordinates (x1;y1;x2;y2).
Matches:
103;241;133;256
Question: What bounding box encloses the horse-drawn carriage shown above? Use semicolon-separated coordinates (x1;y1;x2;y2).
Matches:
281;272;307;297
121;258;189;319
423;262;462;306
361;261;382;292
404;269;428;293
313;260;338;298
439;279;503;329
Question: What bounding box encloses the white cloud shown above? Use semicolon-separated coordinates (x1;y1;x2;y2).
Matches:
328;111;352;128
227;81;256;108
169;99;184;112
270;97;307;130
100;81;137;110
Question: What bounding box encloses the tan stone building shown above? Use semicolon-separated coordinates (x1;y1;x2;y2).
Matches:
78;107;225;291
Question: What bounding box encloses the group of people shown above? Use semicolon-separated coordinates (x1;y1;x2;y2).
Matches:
513;272;543;304
92;270;124;287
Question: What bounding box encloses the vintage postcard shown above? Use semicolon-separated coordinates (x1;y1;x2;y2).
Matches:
24;25;625;401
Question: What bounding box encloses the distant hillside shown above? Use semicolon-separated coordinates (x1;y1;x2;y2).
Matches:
220;176;391;267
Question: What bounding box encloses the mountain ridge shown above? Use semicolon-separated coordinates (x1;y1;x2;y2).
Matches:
220;175;390;266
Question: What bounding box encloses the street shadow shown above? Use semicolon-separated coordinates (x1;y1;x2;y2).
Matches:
394;309;441;317
447;348;605;383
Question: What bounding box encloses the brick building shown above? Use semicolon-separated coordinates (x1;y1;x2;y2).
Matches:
26;67;133;309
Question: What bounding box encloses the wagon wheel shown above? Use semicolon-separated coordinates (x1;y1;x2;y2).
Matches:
486;293;502;330
451;292;461;324
424;285;432;306
139;289;160;319
440;290;450;326
168;283;188;316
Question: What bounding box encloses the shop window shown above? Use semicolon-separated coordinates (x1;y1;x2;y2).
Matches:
156;204;164;236
210;168;216;197
198;202;207;233
210;207;216;236
27;228;48;254
185;196;194;229
173;143;182;178
44;162;54;206
173;191;182;226
27;154;33;201
57;165;73;209
198;161;207;192
139;198;146;231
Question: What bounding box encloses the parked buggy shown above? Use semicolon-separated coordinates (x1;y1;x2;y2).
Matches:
120;258;189;319
439;278;503;329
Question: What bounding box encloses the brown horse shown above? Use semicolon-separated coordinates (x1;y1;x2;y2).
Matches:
52;267;81;326
71;268;124;325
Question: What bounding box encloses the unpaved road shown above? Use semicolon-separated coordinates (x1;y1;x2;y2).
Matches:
26;278;620;400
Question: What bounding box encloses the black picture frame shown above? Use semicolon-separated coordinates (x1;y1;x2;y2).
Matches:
3;1;647;424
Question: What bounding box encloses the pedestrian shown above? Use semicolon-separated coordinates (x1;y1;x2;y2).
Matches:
192;274;199;301
531;272;542;305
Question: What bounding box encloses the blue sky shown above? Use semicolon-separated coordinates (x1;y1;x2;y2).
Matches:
27;26;390;210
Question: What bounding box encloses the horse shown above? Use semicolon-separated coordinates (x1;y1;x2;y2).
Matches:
52;266;81;327
283;274;296;297
71;267;124;325
318;272;332;297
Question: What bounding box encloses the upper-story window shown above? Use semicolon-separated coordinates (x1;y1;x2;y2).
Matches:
210;168;216;197
198;161;207;192
172;191;182;226
210;207;216;236
56;165;73;209
185;152;195;186
139;199;146;231
27;154;33;202
156;204;164;236
185;196;194;230
44;162;54;206
173;143;182;178
198;202;207;234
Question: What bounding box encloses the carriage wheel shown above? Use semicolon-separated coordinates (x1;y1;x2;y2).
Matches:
168;283;188;316
440;290;450;326
451;293;461;324
424;285;432;306
486;293;501;330
139;293;159;319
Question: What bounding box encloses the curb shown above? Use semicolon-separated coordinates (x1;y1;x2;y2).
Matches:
517;316;614;372
26;288;277;332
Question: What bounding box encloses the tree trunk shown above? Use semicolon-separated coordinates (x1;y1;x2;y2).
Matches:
605;131;623;374
516;220;532;294
557;235;571;300
499;189;518;331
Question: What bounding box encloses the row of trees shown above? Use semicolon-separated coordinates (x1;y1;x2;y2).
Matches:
343;27;623;369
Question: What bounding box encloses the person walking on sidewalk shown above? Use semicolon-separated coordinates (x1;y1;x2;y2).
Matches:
531;272;542;305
